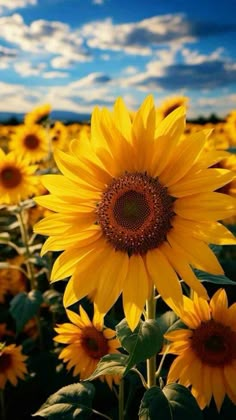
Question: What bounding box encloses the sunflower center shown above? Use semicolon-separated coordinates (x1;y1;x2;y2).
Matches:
0;166;22;189
81;327;109;359
191;319;236;366
24;134;40;150
163;104;179;118
96;172;174;255
0;352;12;372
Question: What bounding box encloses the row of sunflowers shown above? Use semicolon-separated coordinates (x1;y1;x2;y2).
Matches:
0;96;236;419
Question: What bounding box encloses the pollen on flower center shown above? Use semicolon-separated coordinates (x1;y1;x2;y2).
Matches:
81;327;109;359
0;166;22;188
191;319;236;366
96;172;174;255
24;134;40;150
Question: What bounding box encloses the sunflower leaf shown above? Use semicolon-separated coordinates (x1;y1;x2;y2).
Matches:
194;269;236;285
9;290;43;333
138;384;203;420
85;353;128;381
162;383;203;420
116;319;163;374
33;382;95;419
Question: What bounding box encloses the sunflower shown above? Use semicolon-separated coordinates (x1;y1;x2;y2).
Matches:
54;305;120;388
24;103;51;125
0;149;38;205
49;121;68;151
0;343;28;389
9;124;49;163
165;289;236;412
34;95;236;331
156;95;188;123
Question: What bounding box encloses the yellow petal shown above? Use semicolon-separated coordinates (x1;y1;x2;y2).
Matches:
169;169;234;197
93;249;129;315
161;241;209;300
145;248;183;309
159;130;206;186
122;255;149;331
167;229;224;275
174;192;236;221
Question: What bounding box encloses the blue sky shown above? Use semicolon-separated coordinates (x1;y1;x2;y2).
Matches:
0;0;236;118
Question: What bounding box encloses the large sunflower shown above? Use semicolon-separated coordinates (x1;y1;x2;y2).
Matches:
0;149;38;205
165;289;236;412
9;124;49;163
54;306;120;388
0;343;28;389
34;96;236;330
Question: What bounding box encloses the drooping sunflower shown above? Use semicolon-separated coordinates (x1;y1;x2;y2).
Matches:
54;306;120;388
0;149;38;205
9;124;49;163
24;103;51;125
0;343;28;389
34;96;236;331
156;95;189;123
165;289;236;412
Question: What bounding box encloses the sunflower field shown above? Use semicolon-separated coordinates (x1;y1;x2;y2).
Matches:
0;97;236;420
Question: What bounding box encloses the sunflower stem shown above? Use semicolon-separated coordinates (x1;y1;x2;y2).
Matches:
92;409;112;420
118;377;125;420
146;286;157;388
17;205;43;350
0;390;6;420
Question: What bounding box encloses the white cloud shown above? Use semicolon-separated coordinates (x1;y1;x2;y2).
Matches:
43;71;69;79
14;61;46;76
0;14;92;63
182;47;225;64
0;0;37;14
92;0;105;4
81;15;196;55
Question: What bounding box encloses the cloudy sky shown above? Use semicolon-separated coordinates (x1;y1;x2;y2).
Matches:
0;0;236;118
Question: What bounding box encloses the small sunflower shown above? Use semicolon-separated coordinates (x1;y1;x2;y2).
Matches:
9;124;49;163
156;95;188;123
0;343;28;389
34;96;236;331
54;306;120;388
49;121;68;151
24;103;51;125
0;149;38;205
165;289;236;412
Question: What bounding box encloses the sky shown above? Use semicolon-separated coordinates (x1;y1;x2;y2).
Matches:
0;0;236;119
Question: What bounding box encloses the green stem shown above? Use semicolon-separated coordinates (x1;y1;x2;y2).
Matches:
17;206;43;349
92;409;112;420
0;390;6;420
146;286;157;388
118;378;125;420
17;207;36;290
155;345;170;380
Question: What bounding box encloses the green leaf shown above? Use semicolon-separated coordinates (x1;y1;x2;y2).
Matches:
116;319;163;374
163;383;203;420
10;290;43;333
194;269;236;285
33;382;95;419
157;311;179;336
86;353;128;381
139;384;203;420
138;386;172;420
